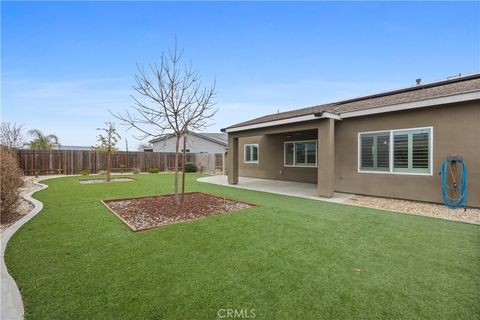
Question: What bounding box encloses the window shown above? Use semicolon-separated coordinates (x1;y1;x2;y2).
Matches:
359;132;390;171
393;128;431;173
284;141;317;167
244;144;259;163
359;127;432;175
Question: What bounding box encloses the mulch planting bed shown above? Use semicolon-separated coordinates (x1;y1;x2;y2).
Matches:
102;192;255;231
79;177;135;184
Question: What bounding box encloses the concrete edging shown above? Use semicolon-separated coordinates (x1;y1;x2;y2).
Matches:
1;178;53;320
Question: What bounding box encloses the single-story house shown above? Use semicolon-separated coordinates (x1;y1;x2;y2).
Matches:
149;132;227;154
221;73;480;207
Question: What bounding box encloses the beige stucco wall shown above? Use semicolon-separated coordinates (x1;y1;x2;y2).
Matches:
238;133;318;184
232;100;480;207
335;100;480;207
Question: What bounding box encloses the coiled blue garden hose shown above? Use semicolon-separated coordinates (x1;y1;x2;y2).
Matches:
440;157;467;209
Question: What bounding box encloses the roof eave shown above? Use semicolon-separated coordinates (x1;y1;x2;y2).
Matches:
223;112;339;133
223;91;480;134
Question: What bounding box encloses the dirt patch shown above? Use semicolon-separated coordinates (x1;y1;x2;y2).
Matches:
79;177;134;184
102;192;255;231
346;195;480;225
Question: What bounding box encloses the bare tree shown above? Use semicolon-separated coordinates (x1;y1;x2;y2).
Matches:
113;41;217;205
0;122;24;150
95;122;121;182
181;134;188;202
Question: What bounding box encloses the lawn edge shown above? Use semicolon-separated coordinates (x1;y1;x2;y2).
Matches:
1;176;67;320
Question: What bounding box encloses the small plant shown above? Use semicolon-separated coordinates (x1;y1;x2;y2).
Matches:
34;171;40;178
184;162;197;173
98;170;106;175
147;167;160;173
132;168;140;174
79;169;90;176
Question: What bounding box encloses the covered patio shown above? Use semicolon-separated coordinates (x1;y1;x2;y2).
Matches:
225;117;338;197
198;175;354;203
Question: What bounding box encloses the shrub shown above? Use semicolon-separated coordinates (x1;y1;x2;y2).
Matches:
132;168;140;174
97;170;106;175
1;148;24;223
184;162;197;173
79;169;90;176
147;167;160;173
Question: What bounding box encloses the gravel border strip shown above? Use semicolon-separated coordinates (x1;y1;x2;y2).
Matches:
345;195;480;225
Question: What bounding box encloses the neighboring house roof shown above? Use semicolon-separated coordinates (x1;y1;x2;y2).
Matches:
149;132;227;146
223;73;480;132
56;145;93;151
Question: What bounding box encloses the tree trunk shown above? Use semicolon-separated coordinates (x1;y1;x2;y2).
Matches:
173;135;180;206
107;150;111;182
181;135;187;205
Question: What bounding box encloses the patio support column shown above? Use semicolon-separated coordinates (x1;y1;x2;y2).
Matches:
317;118;335;197
227;135;239;184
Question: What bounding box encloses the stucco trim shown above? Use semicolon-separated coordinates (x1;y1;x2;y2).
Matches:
225;114;318;133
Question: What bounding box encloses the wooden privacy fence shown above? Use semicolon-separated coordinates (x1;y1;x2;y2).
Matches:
15;149;224;176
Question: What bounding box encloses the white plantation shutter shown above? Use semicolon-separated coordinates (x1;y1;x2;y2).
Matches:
376;134;390;169
393;133;409;169
360;127;431;174
360;133;389;171
360;135;374;168
393;128;431;173
412;132;429;169
284;142;294;165
245;145;251;162
251;145;258;162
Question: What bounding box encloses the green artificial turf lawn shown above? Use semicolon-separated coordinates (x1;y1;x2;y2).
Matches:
5;174;480;319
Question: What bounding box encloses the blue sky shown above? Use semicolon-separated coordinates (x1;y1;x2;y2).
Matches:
2;1;479;148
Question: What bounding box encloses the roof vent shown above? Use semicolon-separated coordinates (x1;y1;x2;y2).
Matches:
447;73;462;80
416;78;422;85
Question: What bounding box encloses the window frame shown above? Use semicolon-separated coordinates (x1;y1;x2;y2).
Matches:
284;140;318;168
244;143;259;164
359;131;391;172
357;126;433;176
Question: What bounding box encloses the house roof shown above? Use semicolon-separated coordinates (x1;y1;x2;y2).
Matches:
56;145;93;151
149;132;227;146
222;73;480;132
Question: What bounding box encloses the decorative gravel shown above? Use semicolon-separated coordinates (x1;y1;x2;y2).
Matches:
345;195;480;225
79;177;134;184
102;192;254;231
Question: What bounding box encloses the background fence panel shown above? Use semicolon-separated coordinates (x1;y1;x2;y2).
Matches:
15;149;223;176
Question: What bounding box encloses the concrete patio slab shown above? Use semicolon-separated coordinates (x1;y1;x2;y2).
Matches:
198;175;354;204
